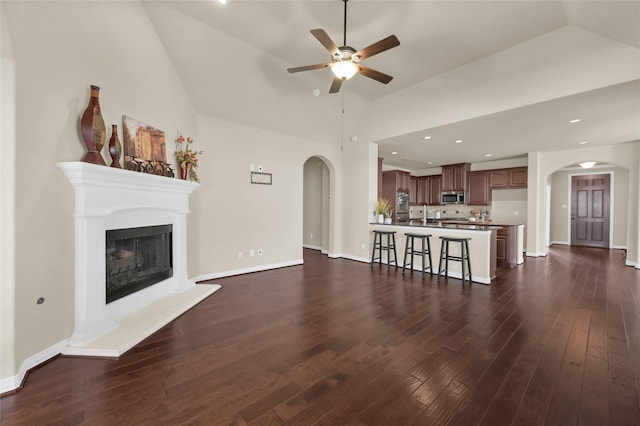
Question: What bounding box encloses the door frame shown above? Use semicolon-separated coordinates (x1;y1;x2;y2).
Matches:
567;171;614;248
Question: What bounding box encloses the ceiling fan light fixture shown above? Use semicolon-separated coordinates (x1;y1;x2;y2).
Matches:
579;161;596;169
331;61;358;80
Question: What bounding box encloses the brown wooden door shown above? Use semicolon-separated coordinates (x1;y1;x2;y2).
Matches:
571;174;610;248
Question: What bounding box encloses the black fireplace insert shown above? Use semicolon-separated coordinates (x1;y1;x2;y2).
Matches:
105;224;173;304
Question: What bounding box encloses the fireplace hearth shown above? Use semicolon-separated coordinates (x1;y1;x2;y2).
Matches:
106;224;173;303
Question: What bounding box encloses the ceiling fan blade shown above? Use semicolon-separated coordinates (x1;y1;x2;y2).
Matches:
354;35;400;60
329;76;343;93
357;65;393;84
310;29;340;57
287;63;331;73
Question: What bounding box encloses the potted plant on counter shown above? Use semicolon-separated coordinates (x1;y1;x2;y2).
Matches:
374;198;391;224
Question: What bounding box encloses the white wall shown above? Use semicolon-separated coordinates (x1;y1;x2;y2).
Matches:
2;0;196;387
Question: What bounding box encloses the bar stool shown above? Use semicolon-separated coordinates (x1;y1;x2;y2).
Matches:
370;230;398;269
437;236;472;284
402;233;433;278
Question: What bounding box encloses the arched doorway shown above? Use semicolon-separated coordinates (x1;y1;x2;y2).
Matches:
303;156;332;255
548;164;628;250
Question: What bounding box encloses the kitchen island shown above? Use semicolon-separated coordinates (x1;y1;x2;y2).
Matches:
370;221;506;284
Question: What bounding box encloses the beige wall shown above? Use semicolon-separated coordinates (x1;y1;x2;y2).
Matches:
303;158;326;250
188;115;342;277
2;0;197;385
549;167;629;248
527;142;639;264
1;2;17;381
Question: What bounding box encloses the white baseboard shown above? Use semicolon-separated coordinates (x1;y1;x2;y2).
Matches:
550;241;569;246
334;253;370;263
192;259;304;282
526;251;548;257
612;245;627;250
1;338;68;394
625;260;639;268
303;244;322;251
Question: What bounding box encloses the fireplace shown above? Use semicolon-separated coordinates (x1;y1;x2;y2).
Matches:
58;162;221;356
106;224;173;303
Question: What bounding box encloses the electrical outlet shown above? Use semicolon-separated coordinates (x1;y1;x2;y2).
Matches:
238;251;243;258
250;249;255;256
361;242;365;250
514;211;519;216
310;234;314;240
258;248;263;256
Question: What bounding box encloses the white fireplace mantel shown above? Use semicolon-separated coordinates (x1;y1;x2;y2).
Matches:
58;162;220;357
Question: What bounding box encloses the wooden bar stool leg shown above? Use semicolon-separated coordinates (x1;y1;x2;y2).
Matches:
386;233;391;269
445;240;451;279
370;232;379;268
461;241;467;285
465;239;472;282
437;240;446;281
426;237;433;276
391;233;397;268
402;235;411;274
420;237;426;279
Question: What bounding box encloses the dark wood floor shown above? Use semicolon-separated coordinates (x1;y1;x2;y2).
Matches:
2;246;640;425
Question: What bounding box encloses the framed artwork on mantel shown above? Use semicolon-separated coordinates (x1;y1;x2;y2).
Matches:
122;115;173;177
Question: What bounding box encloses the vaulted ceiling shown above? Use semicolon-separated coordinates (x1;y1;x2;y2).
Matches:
144;0;640;170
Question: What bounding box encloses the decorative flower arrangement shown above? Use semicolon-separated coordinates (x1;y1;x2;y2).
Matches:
374;198;392;223
175;132;203;182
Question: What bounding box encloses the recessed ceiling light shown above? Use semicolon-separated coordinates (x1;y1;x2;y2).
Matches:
217;0;228;4
578;141;589;145
391;151;398;155
423;136;432;140
427;161;433;165
568;119;582;124
454;139;463;144
484;154;492;157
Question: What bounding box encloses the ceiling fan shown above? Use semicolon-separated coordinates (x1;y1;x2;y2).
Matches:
287;0;400;94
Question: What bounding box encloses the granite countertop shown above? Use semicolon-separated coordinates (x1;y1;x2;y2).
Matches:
370;221;503;232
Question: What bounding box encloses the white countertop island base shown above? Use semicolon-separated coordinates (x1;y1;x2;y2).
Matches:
370;224;497;284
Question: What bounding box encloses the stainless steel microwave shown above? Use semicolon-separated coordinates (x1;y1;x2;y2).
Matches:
441;191;465;204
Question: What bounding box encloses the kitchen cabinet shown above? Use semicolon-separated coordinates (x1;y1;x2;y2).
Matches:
467;171;491;205
416;177;428;205
489;169;508;188
489;167;527;189
400;172;411;192
509;167;527;188
382;170;411;194
382;170;411;214
496;225;520;268
441;163;470;192
410;176;418;204
427;175;442;205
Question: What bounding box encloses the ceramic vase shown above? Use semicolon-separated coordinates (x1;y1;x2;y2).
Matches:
179;163;190;180
80;85;107;165
378;214;384;224
108;124;122;168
